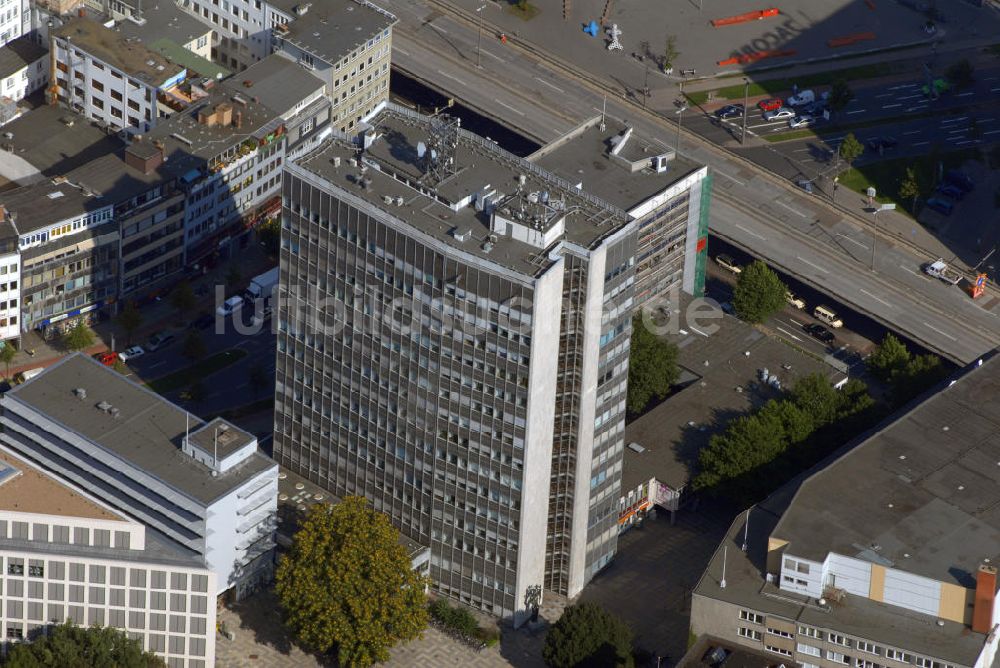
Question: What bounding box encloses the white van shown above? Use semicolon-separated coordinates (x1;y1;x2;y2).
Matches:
813;305;843;328
17;367;44;383
786;89;816;107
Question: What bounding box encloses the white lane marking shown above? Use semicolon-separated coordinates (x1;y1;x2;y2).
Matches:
992;87;1000;92
847;109;867;114
875;93;892;98
690;326;711;337
957;92;974;97
882;103;902;109
897;94;922;100
900;264;930;279
734;223;766;240
792;147;811;152
947;127;967;133
888;83;918;90
912;141;929;146
837;233;868;249
941;116;968;124
860;288;894;308
481;49;505;62
436;69;467;86
494;99;525;116
797;256;829;273
429;23;448;34
394;46;411;56
984;129;1000;135
905;105;928;112
534;76;565;93
776;200;807;217
902;130;922;135
776;326;803;342
923;321;957;341
956;139;979;145
715;170;746;186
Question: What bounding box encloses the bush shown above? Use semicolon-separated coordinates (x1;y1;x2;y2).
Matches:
429;598;498;646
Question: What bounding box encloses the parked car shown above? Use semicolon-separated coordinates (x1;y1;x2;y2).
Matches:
937;184;964;200
788;114;814;128
118;346;145;362
866;136;898;152
190;312;215;330
758;98;783;112
715;254;742;274
945;170;975;192
786;89;816;107
146;332;175;352
785;292;806;309
715;104;745;119
802;100;828;115
804;323;835;344
216;295;244;317
763;107;796;121
797;179;814;195
925;197;954;215
92;351;119;367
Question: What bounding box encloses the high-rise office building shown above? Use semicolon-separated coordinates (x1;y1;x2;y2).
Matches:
274;105;709;619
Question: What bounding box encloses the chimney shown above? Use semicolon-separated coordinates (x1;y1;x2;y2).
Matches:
973;564;997;634
234;110;242;129
215;102;233;127
197;108;217;126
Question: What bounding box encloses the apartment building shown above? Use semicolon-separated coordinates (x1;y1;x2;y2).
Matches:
0;354;279;599
274;104;707;619
0;36;47;111
0;0;27;48
269;0;394;133
692;354;1000;668
50;17;189;135
0;446;217;667
0;222;17;343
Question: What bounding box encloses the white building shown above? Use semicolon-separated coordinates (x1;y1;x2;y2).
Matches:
0;446;217;667
0;246;18;342
0;0;28;48
0;354;279;600
0;36;47;112
50;17;189;136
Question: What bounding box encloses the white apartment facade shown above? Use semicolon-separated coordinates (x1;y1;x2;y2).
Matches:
0;446;217;668
0;249;18;342
0;0;27;48
0;37;47;108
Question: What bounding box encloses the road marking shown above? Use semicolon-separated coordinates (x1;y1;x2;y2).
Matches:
796;256;829;273
776;201;807;217
947;127;967;133
941;116;967;124
481;49;505;62
776;326;803;342
956;139;979;145
394;46;411;56
905;105;928;112
792;147;811;152
922;321;957;341
860;288;894;308
875;93;892;98
984;129;1000;135
847;109;867;115
690;326;711;337
897;94;922;101
494;98;525;116
837;233;868;249
888;83;918;90
882;103;902;109
992;87;1000;92
900;264;930;279
902;130;922;135
436;69;468;87
957;92;974;97
534;76;565;93
715;170;746;186
429;23;448;34
912;141;929;146
734;223;766;240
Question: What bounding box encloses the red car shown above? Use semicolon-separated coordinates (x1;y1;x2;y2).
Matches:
758;98;783;112
93;351;119;366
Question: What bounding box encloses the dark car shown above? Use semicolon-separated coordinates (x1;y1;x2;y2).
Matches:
866;136;898;152
925;197;954;216
937;184;964;200
715;104;745;119
945;169;974;193
804;323;835;344
757;98;783;112
802;100;828;115
190;312;215;330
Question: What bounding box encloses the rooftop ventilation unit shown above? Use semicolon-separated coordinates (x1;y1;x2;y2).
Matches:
73;388;87;400
395;196;404;206
96;400;111;412
109;407;120;419
451;227;471;242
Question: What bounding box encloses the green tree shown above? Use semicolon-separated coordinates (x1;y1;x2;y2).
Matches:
898;167;921;213
62;321;95;352
828;79;854;112
867;333;910;382
181;330;207;363
226;264;243;292
892;354;948;405
0;342;15;378
170;281;197;320
257;218;281;256
275;497;429;667
838;133;864;173
248;363;269;398
4;621;165;667
116;301;143;345
663;35;679;72
626;317;679;414
542;602;634;668
946;59;974;88
789;372;843;427
732;260;787;323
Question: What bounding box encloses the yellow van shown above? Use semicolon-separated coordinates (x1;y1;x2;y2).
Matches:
813;305;843;328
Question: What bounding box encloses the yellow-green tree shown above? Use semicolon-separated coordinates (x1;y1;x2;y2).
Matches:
275;496;429;667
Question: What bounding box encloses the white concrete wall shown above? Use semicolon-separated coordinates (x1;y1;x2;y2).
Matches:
780;554;825;598
0;55;46;105
0;251;18;341
883;568;941;617
513;259;563;626
824;553;873;598
0;0;26;47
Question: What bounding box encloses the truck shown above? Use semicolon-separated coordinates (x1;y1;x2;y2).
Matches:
923;259;962;285
245;266;279;303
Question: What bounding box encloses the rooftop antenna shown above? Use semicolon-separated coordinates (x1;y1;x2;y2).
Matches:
742;507;750;552
600;96;607;132
720;546;728;589
213;426;219;469
185;411;189;451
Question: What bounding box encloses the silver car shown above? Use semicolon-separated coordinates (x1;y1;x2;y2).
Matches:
763;107;795;121
788;114;814;129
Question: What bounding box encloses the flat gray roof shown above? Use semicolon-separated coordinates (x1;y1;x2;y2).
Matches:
4;354;276;505
531;117;705;213
622;304;846;492
115;2;211;50
234;54;325;117
694;496;988;666
296;105;630;277
0;36;47;80
1;105;126;176
773;353;1000;587
187;418;256;459
272;0;394;65
53;18;185;87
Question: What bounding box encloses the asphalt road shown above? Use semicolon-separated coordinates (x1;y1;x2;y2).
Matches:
381;1;1000;364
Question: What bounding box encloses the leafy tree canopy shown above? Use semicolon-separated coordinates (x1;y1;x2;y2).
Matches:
732;260;787;324
627;317;679;415
275;497;429;667
62;322;95;352
542;602;634;668
3;622;165;668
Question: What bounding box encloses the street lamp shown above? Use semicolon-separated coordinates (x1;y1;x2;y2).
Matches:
476;3;488;68
740;77;749;144
871;203;896;271
675;100;688;154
